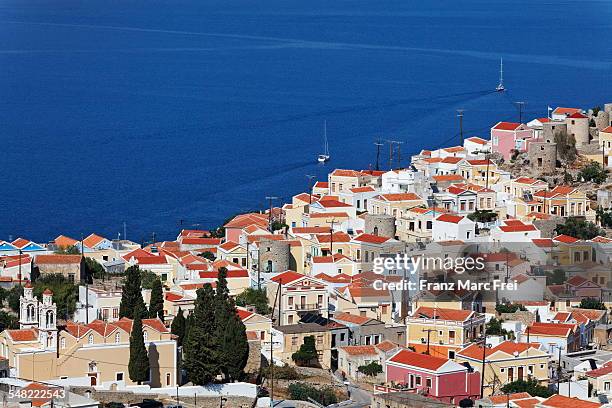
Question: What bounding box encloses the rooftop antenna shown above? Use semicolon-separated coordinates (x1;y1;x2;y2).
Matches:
457;109;465;145
496;58;505;92
514;101;526;123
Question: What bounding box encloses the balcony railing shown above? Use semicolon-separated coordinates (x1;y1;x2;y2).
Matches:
290;303;323;311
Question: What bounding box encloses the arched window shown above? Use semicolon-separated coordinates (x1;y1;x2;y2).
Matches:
143;331;148;341
373;226;379;236
88;334;94;345
115;332;120;344
27;304;35;321
46;311;54;327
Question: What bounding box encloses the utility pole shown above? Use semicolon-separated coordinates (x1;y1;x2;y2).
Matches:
480;333;488;399
306;175;316;204
388;140;394;170
123;222;127;241
18;249;22;286
422;329;436;355
329;219;336;254
374;140;384;171
457;109;465;145
266;196;279;232
514;102;526;123
396;141;405;168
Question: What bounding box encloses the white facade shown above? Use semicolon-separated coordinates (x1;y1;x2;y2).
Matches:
432;215;476;241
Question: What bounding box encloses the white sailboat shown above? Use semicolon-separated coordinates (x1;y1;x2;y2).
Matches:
318;121;330;163
496;58;505;92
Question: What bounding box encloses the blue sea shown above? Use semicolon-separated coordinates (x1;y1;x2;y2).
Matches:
1;0;611;243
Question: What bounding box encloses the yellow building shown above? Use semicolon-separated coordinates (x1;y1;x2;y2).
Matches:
457;159;499;187
456;341;549;397
0;284;177;387
367;193;425;219
266;271;329;325
405;306;485;359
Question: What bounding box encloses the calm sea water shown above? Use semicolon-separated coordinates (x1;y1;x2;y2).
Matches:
1;0;611;243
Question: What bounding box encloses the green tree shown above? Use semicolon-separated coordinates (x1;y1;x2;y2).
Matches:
128;306;150;384
198;251;216;261
235;288;270;315
170;307;186;347
555;217;604;240
500;378;553;398
485;318;512;338
495;303;526;314
140;269;160;290
120;266;146;319
579;298;606;310
358;362;383;377
55;245;81;255
183;284;219;384
214;267;248;381
7;286;23;313
33;274;78;318
545;269;566;285
85;257;106;280
292;336;318;366
0;311;19;330
578;161;608;184
287;383;337;405
221;310;249;381
148;278;164;321
467;210;497;223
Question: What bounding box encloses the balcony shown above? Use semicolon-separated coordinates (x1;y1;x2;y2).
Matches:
291;303;323;311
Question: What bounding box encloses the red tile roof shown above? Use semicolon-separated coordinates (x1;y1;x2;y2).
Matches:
435;214;464;224
601;126;612;134
6;328;38;342
350;186;375;193
466;136;488;145
553;234;579;244
83;233;107;248
488;393;532;404
333;312;371;325
585;362;612;378
553;107;581;116
539;394;601;408
377;193;422;202
36;254;81;264
352;233;391;244
388;350;450;371
493;121;522;131
317;199;352;208
568;112;588;119
433;174;465;182
499;224;537;232
54;235;79;248
271;270;305;284
413;306;474;322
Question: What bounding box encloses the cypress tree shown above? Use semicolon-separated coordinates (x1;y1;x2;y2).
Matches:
171;307;186;347
120;265;146;319
183;284;219;384
128;306;150;384
214;267;249;382
222;309;249;381
148;278;164;321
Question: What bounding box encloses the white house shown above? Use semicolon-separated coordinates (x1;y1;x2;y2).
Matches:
432;214;476;242
489;220;541;243
463;136;490;156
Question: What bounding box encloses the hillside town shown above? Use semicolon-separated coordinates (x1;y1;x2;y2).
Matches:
2;104;612;408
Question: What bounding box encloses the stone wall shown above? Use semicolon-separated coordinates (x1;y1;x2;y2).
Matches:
364;214;396;237
528;142;556;176
258;240;290;273
533;216;565;238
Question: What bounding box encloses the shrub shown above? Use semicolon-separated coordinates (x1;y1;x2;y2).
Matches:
288;382;338;405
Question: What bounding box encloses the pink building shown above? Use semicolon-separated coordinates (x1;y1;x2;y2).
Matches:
491;122;535;160
385;349;481;405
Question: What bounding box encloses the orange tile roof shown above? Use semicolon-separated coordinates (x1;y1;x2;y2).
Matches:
441;156;462;164
433;174;465;182
466;136;488;145
83;233;106;248
528;322;575;337
224;213;269;229
53;235;78;248
292;227;330;234
388;350;450;371
413;306;474;322
317;199;352;208
539;394;601;408
553;234;579;244
377;193;422;202
6;328;38;342
315;232;351;243
334;312;371;325
340;345;377;355
350;186;375;193
601;126;612;134
488;393;532;404
36;254;81;264
352;233;391;244
457;341;540;360
310;212;349;218
331;169;367;178
493;121;522;131
271;270;304;284
435;214;464;224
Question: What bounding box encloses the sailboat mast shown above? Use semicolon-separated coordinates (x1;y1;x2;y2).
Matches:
500;58;503;86
324;120;328;155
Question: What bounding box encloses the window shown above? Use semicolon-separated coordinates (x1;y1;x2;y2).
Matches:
115;332;121;344
116;372;124;381
60;338;66;349
426;378;432;388
113;308;119;319
291;337;298;346
604;382;611;391
288;315;294;324
143;331;148;341
415;376;421;386
88;334;94;345
448;350;455;359
166;373;171;386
